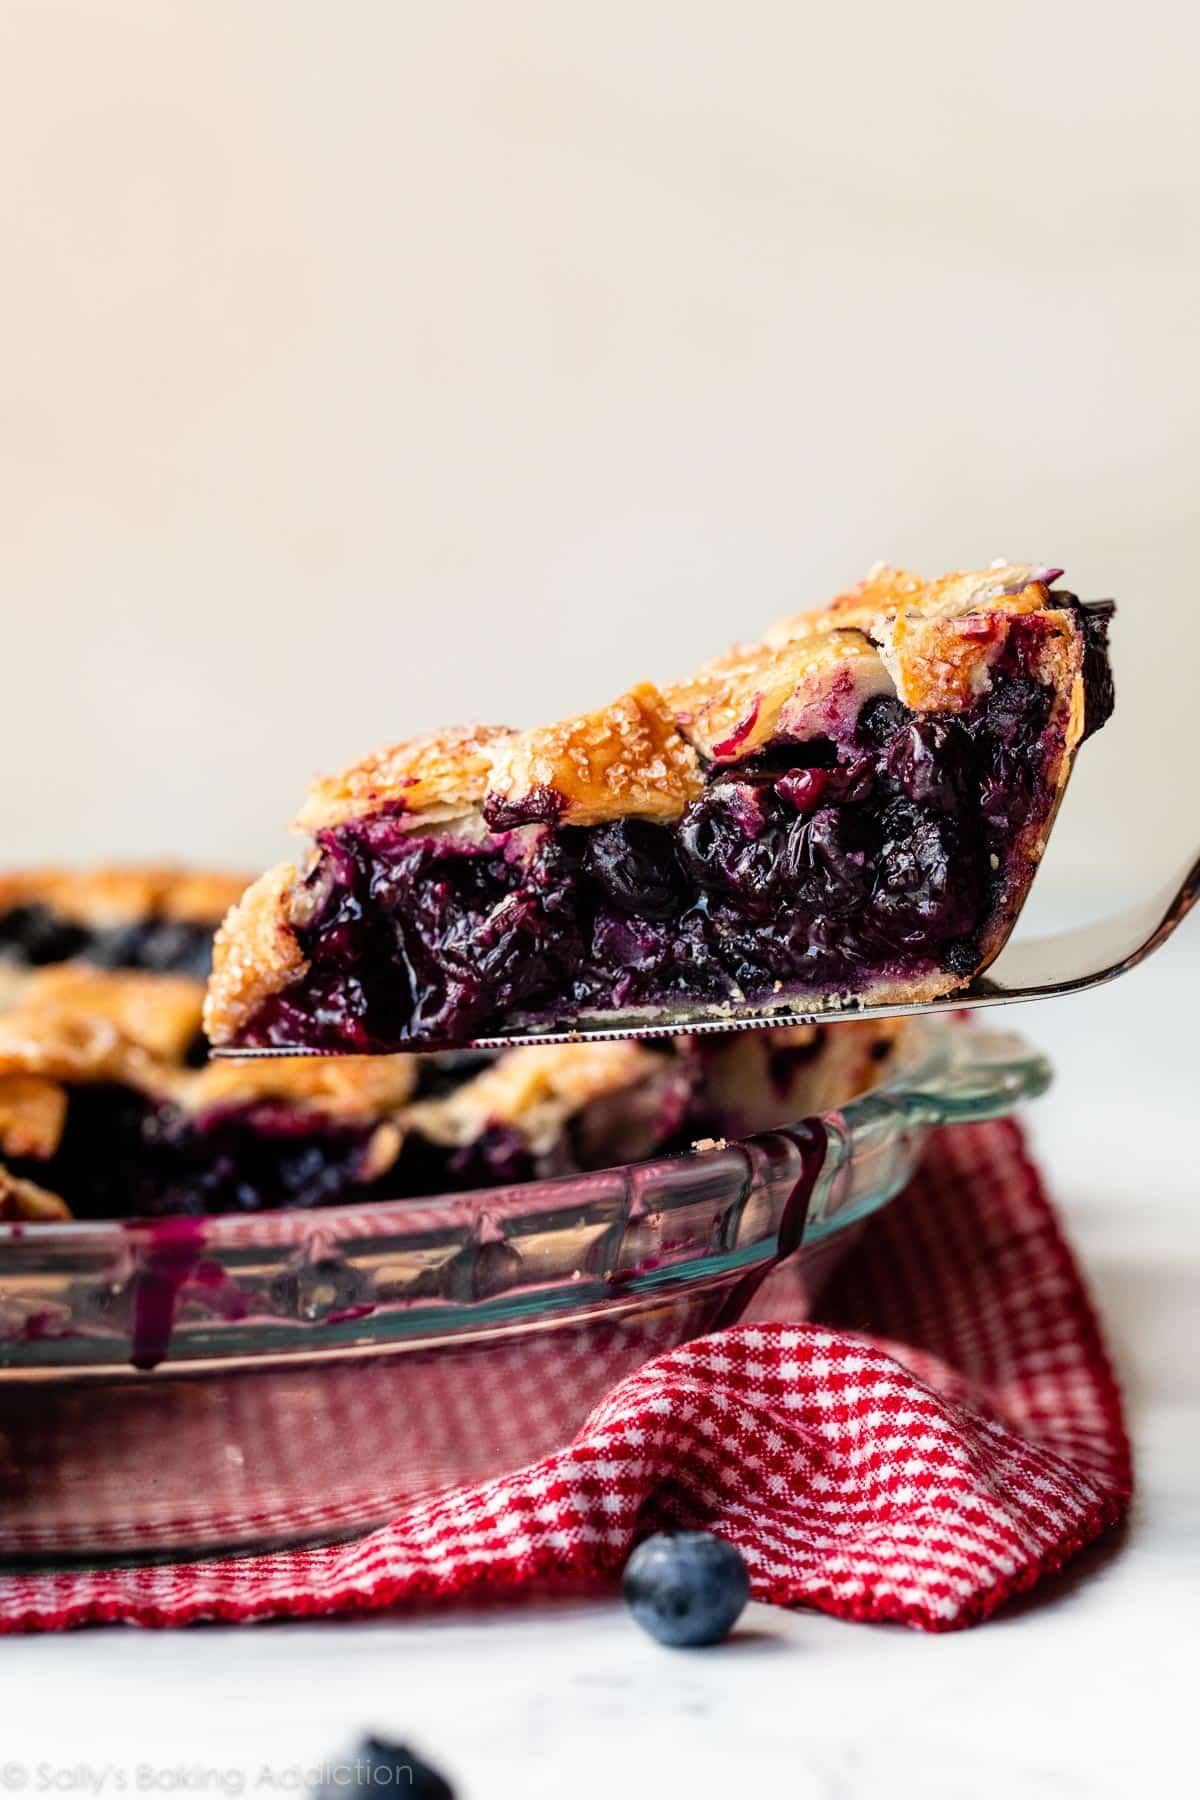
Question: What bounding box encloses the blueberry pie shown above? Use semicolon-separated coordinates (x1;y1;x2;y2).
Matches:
206;562;1113;1056
0;968;414;1219
0;971;897;1220
0;864;247;980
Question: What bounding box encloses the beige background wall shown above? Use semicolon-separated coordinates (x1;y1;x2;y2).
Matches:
1;1;1196;905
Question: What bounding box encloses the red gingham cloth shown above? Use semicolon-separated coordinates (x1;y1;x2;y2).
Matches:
0;1118;1131;1633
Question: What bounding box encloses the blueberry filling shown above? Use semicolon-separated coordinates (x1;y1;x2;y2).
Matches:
11;1019;880;1219
8;1088;383;1219
388;1121;544;1199
0;906;216;978
240;613;1107;1053
8;1086;571;1219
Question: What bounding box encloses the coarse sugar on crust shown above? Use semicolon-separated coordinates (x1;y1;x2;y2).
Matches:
764;561;1058;646
666;631;894;761
485;684;703;827
297;724;516;834
204;863;310;1045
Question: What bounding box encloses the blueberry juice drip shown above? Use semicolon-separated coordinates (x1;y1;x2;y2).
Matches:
243;625;1072;1052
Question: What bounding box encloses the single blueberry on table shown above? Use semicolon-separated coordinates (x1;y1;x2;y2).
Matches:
313;1738;455;1800
622;1530;751;1647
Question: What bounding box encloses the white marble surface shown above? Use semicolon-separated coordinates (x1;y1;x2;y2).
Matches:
2;930;1196;1799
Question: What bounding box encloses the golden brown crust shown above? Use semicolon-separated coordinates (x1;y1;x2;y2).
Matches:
0;1074;69;1160
666;631;893;761
203;864;309;1046
0;864;248;929
19;967;204;1065
765;562;1053;646
759;563;1063;717
0;997;167;1095
187;1053;418;1122
0;971;207;1172
403;1041;664;1157
0;964;33;1011
0;1164;71;1222
873;611;1003;712
297;724;515;834
868;604;1074;717
0;966;210;1098
162;870;253;925
485;684;703;827
0;976;423;1212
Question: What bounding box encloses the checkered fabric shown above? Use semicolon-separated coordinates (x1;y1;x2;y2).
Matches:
0;1119;1131;1633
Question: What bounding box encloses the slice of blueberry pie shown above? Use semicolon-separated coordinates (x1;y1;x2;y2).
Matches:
205;562;1114;1056
0;864;247;980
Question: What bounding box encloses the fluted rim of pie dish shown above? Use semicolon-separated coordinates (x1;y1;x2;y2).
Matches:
0;1017;1051;1375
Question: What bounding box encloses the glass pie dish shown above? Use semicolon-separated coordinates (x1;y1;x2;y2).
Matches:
0;1019;1048;1561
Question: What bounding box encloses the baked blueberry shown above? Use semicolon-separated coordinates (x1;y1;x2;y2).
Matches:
0;865;244;978
313;1739;454;1800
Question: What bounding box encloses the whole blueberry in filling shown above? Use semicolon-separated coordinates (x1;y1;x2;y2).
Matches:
0;906;91;966
208;573;1114;1054
8;1088;388;1219
585;819;687;919
0;907;217;978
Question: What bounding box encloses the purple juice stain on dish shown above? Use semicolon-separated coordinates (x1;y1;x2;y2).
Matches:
323;1302;376;1327
127;1216;206;1370
710;1117;828;1328
772;1119;829;1261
